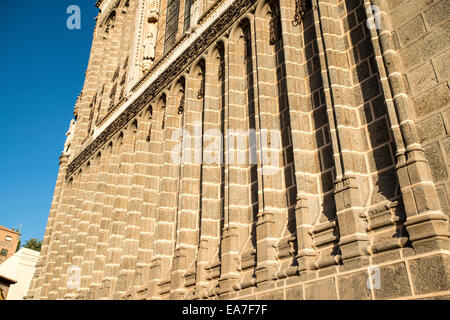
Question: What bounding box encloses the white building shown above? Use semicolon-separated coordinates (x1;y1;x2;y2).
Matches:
0;248;40;300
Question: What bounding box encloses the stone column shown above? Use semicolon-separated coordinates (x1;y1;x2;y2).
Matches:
27;154;69;299
65;162;97;299
72;156;101;299
101;124;137;299
311;0;374;270
40;158;76;299
365;0;449;253
254;1;300;286
79;152;106;297
57;165;91;299
194;43;226;299
133;98;167;295
146;81;185;299
47;169;81;299
170;65;204;299
89;137;122;298
219;21;259;297
277;0;325;280
116;113;152;298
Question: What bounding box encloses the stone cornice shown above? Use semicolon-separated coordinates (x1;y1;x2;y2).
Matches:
66;0;256;179
198;0;227;25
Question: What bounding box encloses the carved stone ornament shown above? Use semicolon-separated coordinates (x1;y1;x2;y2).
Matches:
217;61;224;81
178;95;185;114
269;6;282;46
293;0;310;26
63;119;77;156
197;78;205;99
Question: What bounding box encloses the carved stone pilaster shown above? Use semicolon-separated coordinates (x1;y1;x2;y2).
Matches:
218;226;239;295
255;211;277;284
294;194;317;277
334;175;370;269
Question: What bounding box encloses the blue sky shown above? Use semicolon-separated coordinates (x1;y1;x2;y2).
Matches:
0;1;98;245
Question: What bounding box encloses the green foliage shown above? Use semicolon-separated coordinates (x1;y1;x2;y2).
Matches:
11;227;21;252
23;238;42;252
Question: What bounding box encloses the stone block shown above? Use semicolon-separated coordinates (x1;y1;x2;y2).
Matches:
417;114;446;143
259;289;284;300
433;49;450;81
397;15;427;46
424;142;448;182
304;278;337;300
424;0;450;27
285;285;303;300
413;83;450;118
400;20;450;70
408;254;450;294
337;270;372;300
373;262;412;299
407;61;438;95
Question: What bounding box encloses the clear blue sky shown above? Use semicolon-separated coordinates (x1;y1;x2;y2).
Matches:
0;1;98;245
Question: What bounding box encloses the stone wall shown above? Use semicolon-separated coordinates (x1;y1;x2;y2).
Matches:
26;0;449;300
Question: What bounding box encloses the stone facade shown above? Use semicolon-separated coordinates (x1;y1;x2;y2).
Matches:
26;0;449;300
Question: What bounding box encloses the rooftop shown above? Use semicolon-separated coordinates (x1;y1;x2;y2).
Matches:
0;225;20;235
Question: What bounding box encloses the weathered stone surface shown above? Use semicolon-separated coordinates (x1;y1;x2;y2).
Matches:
424;0;450;27
374;263;412;299
397;15;427;46
408;255;450;294
26;0;450;301
304;278;337;300
407;61;438;95
424;142;448;182
400;20;450;70
434;50;450;81
413;83;450;118
337;271;372;300
285;285;303;300
259;289;284;300
417;114;446;143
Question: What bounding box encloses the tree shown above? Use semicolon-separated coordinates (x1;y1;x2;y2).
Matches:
23;238;42;252
11;227;21;252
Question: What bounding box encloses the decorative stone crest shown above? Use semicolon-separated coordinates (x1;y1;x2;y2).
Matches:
269;9;281;45
178;95;185;114
197;77;205;99
293;0;310;26
217;62;224;81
